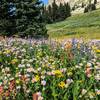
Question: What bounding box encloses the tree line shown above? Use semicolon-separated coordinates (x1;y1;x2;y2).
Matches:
84;0;97;13
0;0;48;38
42;0;71;24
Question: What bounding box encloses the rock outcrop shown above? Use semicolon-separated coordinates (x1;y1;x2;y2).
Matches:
48;0;100;15
48;0;100;7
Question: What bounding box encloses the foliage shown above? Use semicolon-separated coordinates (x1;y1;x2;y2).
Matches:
0;0;48;38
94;0;97;4
84;3;96;13
0;38;99;99
43;1;71;23
47;9;100;39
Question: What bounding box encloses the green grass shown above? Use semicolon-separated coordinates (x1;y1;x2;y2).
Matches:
47;9;100;39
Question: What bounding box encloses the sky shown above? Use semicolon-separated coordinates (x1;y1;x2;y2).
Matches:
41;0;48;4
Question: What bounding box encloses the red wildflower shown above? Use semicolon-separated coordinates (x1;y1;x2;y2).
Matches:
0;85;3;95
5;90;10;97
9;80;15;91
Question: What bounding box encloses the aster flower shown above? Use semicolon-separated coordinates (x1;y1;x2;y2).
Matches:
41;80;46;86
81;89;87;95
66;79;73;85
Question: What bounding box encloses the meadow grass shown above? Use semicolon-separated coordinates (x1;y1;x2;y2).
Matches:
47;9;100;39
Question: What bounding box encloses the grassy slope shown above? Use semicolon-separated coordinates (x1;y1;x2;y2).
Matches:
47;9;100;39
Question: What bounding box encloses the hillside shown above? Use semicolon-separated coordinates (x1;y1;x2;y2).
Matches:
49;0;100;7
47;9;100;39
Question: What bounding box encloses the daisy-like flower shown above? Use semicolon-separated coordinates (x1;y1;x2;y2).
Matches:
81;89;87;95
26;64;31;67
95;89;100;95
79;63;83;67
26;68;34;73
66;79;73;85
16;86;21;90
41;80;46;86
95;74;100;81
75;65;81;69
41;75;45;79
86;63;92;67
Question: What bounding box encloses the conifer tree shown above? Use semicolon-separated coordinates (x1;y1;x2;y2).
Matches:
65;3;71;18
58;3;66;21
52;0;58;22
94;0;97;4
48;5;53;23
0;0;48;38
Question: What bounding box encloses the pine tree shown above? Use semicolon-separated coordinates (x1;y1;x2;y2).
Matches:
65;3;71;18
58;3;68;21
0;0;48;38
84;7;88;13
48;5;53;23
94;0;97;4
0;0;16;36
52;0;58;22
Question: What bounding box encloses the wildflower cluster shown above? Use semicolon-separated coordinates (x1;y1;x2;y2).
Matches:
0;38;100;99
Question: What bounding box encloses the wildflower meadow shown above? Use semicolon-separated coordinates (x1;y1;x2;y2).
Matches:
0;38;100;100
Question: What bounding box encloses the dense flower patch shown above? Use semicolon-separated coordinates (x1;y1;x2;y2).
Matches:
0;38;100;100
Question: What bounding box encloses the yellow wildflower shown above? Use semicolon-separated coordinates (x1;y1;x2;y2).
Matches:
95;49;100;53
11;58;18;64
4;49;11;54
16;80;20;84
54;70;63;77
58;81;65;89
78;80;84;83
88;92;96;98
54;70;62;75
92;46;97;50
35;75;40;81
77;43;80;49
0;51;2;55
67;72;73;76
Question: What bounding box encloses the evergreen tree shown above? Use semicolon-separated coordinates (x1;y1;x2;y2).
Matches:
48;5;53;23
84;7;88;13
58;3;66;21
0;0;16;36
52;0;58;22
43;1;71;23
94;0;97;4
0;0;48;38
81;3;84;8
84;3;96;13
42;5;48;23
91;3;96;10
65;3;71;18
